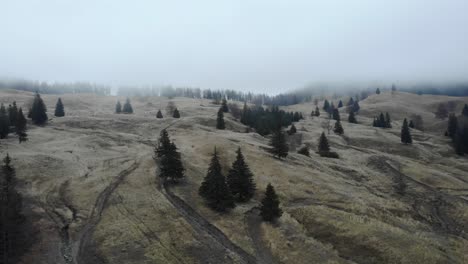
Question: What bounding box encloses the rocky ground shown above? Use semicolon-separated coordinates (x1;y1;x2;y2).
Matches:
1;90;467;264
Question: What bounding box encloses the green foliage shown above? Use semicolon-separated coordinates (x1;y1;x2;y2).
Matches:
241;104;299;136
216;108;225;129
373;112;392;128
155;129;185;182
435;103;448;119
401;118;413;144
260;184;282;222
199;149;235;212
227;148;256;202
314;106;320;117
323;100;330;112
31;92;48;125
269;128;288;159
54;98;65;117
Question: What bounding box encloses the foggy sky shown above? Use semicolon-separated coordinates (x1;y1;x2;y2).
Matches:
1;0;468;94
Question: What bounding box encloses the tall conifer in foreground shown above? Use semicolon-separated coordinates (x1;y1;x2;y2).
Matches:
54;98;65;117
155;129;184;182
216;108;225;129
227;148;256;202
401;118;413;144
199;149;235;212
260;184;282;222
31;92;48;125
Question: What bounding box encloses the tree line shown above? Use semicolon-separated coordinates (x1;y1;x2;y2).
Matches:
0;79;110;95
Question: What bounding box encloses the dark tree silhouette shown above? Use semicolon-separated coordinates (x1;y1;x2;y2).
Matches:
216;108;225;129
199;149;235;212
401;118;413;144
332;108;340;121
447;113;458;138
122;98;133;113
435;103;448;119
260;184;282;222
115;101;122;113
54;98;65;117
323;100;330;112
334;120;344;134
227;148;256;202
269;128;288;159
338;100;343;108
8;102;18;126
221;99;229;112
318;132;330;153
155;129;184;182
297;146;310;157
0;104;9;139
315;106;320;117
409;120;415;128
16;108;28;143
376;88;381;94
348;111;357;123
173;108;180;118
288;124;297;135
31;92;48;125
462;104;468;117
156;110;163;118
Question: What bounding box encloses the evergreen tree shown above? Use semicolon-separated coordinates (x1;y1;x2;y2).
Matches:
27;107;32;119
269;128;288;159
338;100;343;108
155;129;172;158
348;111;357;123
297;146;310;157
462;104;468;117
0;154;25;263
318;132;330;153
221;99;229;112
315;106;320;117
0;104;10;139
156;110;163;118
31;92;48;125
323;100;330;112
409;120;415;128
54;98;65;117
447;113;458;138
435;103;448;119
199;149;235;212
115;101;122;113
122;98;133;113
227;147;256;202
260;184;282;222
173;108;180;118
155;129;185;182
376;88;381;94
332;108;340;121
347;97;354;107
454;126;468;155
334;120;344;134
16;108;28;143
216;108;225;129
401;118;413;144
8;102;18;126
352;101;360;113
385;112;392;128
289;124;297;135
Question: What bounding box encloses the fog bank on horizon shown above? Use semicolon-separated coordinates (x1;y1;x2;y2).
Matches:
1;0;468;94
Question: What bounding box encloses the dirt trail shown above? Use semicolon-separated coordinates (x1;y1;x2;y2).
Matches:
244;207;277;264
160;183;257;264
75;160;139;264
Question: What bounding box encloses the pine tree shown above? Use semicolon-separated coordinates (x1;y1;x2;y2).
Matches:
332;108;340;121
315;106;320;117
227;147;256;202
297;146;310;157
338;100;343;108
122;98;133;113
260;184;282;222
0;154;25;263
385;112;392;128
27;107;32;119
173;108;180;118
334;120;344;134
401;118;412;144
318;132;330;153
376;88;381;94
0;104;10;139
289;124;297;135
54;98;65;117
348;111;357;123
16;108;28;143
269;128;288;159
352;101;360;113
462;104;468;117
155;129;185;182
8;102;18;126
155;129;172;158
156;110;163;118
447;113;458;138
199;149;235;212
435;103;448;119
115;101;122;113
31;92;48;125
221;99;229;112
409;120;415;128
347;97;355;106
216;108;225;129
323;100;330;112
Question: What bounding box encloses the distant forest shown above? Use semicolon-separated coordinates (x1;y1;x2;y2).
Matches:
2;79;468;106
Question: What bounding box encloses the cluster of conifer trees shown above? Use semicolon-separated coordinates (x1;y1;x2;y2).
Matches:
240;104;303;136
115;98;133;114
0;101;28;143
446;104;468;155
373;112;392;128
0;154;25;263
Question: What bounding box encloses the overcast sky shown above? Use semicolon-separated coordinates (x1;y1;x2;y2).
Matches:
1;0;468;94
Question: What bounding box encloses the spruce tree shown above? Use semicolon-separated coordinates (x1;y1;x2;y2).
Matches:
385;112;392;128
156;110;163;118
227;147;256;202
122;98;133;113
376;88;381;94
31;92;48;125
269;128;288;159
0;154;25;263
0;104;10;139
54;98;65;117
401;118;413;144
409;120;415;128
334;120;344;134
289;124;297;135
332;108;340;121
315;106;320;117
115;101;122;113
16;108;28;143
8;102;18;126
347;97;354;106
352;101;360;113
338;100;343;108
323;100;330;112
155;129;172;158
348;111;357;123
173;108;180;118
221;99;229;112
297;146;310;157
155;129;185;182
216;108;225;129
199;149;235;212
462;104;468;117
447;113;458;138
260;184;282;222
318;132;330;153
435;103;448;119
